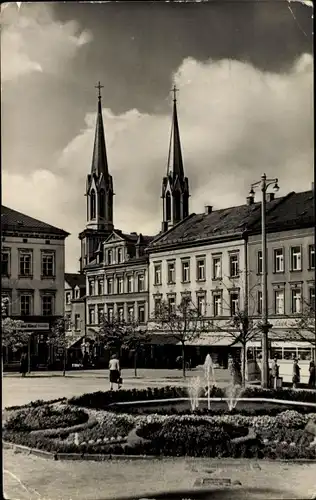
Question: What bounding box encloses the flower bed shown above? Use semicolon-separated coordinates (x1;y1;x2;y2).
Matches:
4;404;88;432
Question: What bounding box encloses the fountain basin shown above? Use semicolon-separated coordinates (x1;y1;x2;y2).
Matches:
108;397;316;416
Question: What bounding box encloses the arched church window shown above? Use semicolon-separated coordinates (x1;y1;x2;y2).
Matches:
166;192;171;221
183;193;189;218
174;191;181;221
99;189;105;218
108;192;113;222
90;190;96;219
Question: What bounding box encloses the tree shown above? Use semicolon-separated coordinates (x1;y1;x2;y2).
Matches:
98;315;151;376
1;297;29;366
153;295;204;377
47;318;69;376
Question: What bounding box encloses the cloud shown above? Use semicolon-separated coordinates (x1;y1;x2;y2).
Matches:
2;54;313;271
1;3;92;81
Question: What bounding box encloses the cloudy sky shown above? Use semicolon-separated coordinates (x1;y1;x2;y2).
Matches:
2;1;313;272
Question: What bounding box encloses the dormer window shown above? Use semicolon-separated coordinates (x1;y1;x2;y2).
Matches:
65;292;72;304
75;287;80;299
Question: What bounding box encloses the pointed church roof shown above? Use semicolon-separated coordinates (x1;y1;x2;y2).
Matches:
167;86;184;180
91;82;109;177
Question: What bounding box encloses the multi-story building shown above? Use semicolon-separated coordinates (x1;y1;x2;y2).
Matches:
1;205;69;367
247;188;315;383
64;272;86;363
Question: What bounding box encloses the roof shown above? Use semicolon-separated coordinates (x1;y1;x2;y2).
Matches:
91;96;109;177
149;195;285;250
1;206;69;237
249;190;315;233
65;273;86;289
116;230;155;245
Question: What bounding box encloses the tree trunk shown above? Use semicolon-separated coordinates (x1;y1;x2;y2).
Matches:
182;343;186;377
63;346;67;377
241;343;246;387
134;350;138;377
27;337;31;374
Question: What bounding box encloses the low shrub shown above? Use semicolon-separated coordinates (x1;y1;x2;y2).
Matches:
6;397;67;411
5;405;88;432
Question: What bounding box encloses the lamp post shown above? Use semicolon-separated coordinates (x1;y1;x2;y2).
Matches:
249;173;279;388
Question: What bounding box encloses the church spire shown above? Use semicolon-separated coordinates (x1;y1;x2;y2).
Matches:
86;82;114;232
161;85;190;232
91;81;109;177
167;85;184;179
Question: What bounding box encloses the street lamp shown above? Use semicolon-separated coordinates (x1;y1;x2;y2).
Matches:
250;173;279;388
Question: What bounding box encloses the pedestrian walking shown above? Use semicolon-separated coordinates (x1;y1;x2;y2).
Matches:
109;354;121;390
308;361;315;388
20;352;28;377
292;358;301;389
271;357;279;389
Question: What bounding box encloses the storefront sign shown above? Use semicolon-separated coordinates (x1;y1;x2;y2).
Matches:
19;323;50;331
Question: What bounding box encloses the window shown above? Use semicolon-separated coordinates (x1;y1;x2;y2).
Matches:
229;254;239;278
65;292;71;304
88;307;95;324
257;291;262;315
1;250;10;276
154;297;161;317
257;251;262;274
108;250;113;265
213;257;222;280
138;304;145;324
230;292;239;316
309;245;315;270
42;294;54;316
196;258;206;281
165;192;171;221
291;288;302;314
128;305;134;322
41;251;55;277
138;274;145;292
107;307;114;321
65;314;71;330
309;287;315;309
88;280;95;296
117;248;123;264
117;306;124;322
168;296;176;314
274;249;284;273
213;294;222;317
20;293;32;316
274;290;285;315
154;264;162;285
117;277;124;294
97;279;104;295
182;260;190;283
74;314;80;330
127;275;133;293
90;190;96;219
167;262;175;284
290;246;301;271
19;250;32;277
97;306;104;324
107;278;113;295
197;295;206;316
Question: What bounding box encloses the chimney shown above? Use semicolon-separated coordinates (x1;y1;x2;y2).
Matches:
266;193;275;202
246;195;254;206
205;205;213;215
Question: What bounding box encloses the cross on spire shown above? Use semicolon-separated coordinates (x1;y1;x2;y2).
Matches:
95;81;104;100
171;84;179;103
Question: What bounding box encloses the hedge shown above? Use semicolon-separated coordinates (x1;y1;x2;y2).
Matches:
68;385;316;411
5;405;88;432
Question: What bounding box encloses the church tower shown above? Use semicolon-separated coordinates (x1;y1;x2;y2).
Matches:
161;86;189;232
79;83;114;270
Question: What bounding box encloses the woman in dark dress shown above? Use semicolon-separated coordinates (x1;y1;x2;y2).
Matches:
20;352;28;377
308;361;315;388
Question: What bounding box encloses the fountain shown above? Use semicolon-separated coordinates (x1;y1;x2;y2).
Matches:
204;353;216;410
188;376;203;411
225;383;244;411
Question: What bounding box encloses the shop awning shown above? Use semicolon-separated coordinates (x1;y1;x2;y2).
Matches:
147;334;179;346
181;334;240;347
